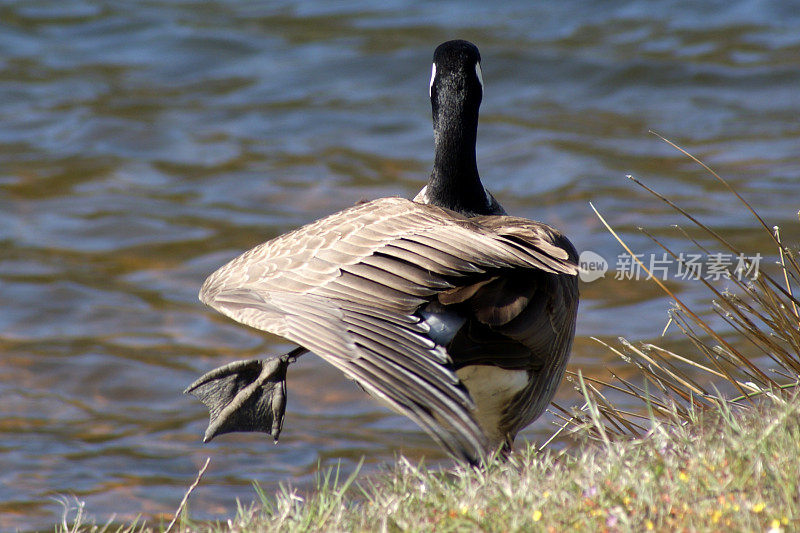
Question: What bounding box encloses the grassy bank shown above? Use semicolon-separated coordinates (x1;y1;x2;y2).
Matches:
60;145;800;532
213;394;800;531
61;391;800;532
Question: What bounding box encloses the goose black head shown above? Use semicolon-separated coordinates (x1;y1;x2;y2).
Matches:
426;40;492;216
429;40;483;130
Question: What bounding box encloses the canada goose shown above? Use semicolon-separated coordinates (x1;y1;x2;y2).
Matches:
187;40;579;464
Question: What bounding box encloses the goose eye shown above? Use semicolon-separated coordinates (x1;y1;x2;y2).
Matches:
429;63;436;97
475;62;483;94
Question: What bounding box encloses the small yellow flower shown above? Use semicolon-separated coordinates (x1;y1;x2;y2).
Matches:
771;519;781;528
712;510;722;524
460;505;469;515
623;496;631;506
533;510;542;522
752;502;766;513
733;504;740;512
678;471;689;481
645;519;654;530
542;491;550;499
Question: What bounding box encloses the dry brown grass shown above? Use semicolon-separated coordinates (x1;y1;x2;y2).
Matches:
556;134;800;442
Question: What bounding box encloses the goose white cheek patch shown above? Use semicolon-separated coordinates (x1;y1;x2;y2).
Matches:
475;62;483;94
429;63;436;97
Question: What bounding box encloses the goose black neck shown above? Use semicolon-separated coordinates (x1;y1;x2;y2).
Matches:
427;95;489;216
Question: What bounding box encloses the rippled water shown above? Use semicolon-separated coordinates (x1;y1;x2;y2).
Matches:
2;0;799;529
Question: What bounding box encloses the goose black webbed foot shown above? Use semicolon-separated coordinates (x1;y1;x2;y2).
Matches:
185;346;307;443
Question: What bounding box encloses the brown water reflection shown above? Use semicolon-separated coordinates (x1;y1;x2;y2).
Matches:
1;0;799;529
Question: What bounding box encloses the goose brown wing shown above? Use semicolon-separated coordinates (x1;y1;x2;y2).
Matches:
199;197;577;461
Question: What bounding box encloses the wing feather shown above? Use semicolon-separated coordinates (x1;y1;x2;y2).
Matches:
359;254;455;289
382;241;484;275
342;262;438;297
